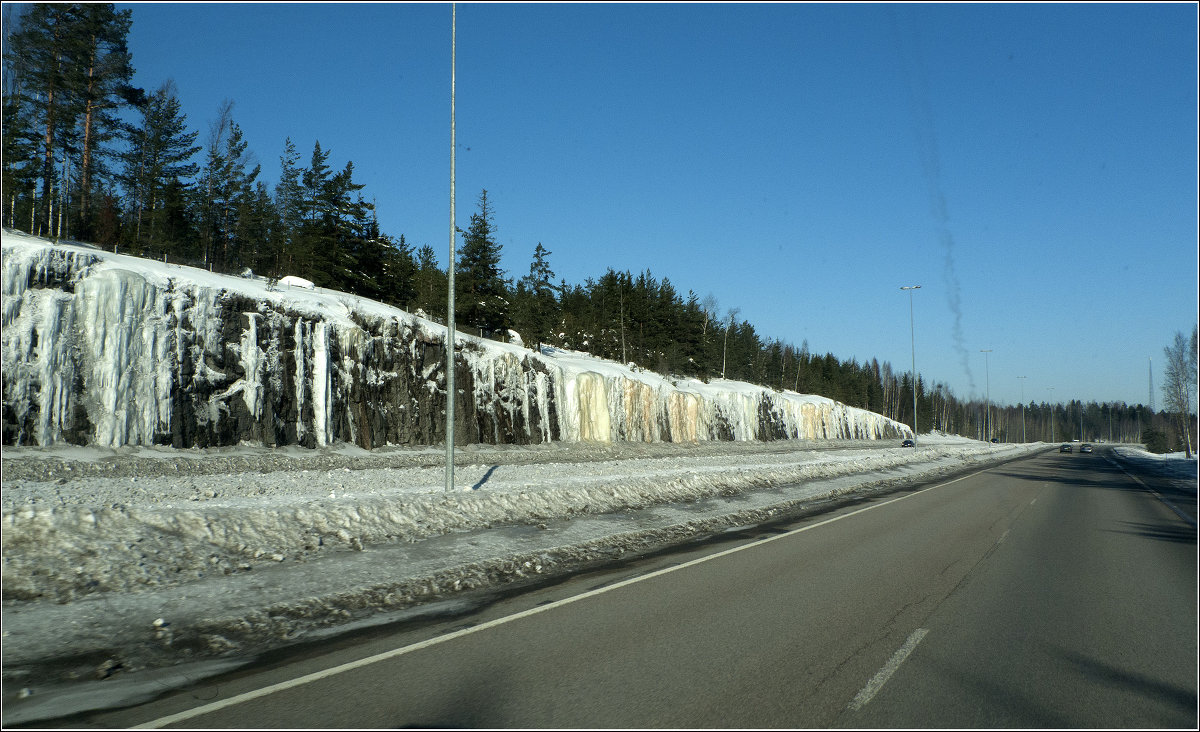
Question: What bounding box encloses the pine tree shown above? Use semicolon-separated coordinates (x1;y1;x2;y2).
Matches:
71;3;134;240
2;50;40;229
4;3;87;236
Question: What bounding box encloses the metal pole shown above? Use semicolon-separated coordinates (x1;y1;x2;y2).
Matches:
1017;375;1026;443
445;4;457;492
980;349;992;440
901;285;921;442
1048;387;1055;442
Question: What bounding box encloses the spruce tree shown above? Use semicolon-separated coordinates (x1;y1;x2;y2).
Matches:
118;80;200;254
413;243;447;320
274;137;304;269
456;189;509;338
518;242;557;353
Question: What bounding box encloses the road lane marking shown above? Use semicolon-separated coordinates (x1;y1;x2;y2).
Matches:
997;529;1010;545
133;467;995;729
847;628;929;711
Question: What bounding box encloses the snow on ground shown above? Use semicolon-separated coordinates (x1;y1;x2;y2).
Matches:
1110;445;1199;491
1;434;1046;723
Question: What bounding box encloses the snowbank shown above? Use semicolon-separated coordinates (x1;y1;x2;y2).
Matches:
1;436;1047;714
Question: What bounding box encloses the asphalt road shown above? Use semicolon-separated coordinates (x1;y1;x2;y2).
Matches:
38;446;1199;728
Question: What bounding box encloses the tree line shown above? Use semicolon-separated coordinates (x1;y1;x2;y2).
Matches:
5;4;1195;451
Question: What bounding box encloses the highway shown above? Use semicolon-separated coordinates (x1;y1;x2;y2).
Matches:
45;446;1198;728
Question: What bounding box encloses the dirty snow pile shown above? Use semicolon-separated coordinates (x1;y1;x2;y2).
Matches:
1;434;1045;710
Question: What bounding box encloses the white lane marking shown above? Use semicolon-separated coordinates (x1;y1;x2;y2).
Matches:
997;529;1010;545
1030;497;1037;505
847;628;930;711
134;467;994;729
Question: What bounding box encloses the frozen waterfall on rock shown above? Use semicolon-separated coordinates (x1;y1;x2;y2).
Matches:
2;231;911;449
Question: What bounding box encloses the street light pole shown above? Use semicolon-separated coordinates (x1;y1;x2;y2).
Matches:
980;349;992;441
901;285;921;443
1047;387;1055;442
445;3;457;492
1017;375;1027;443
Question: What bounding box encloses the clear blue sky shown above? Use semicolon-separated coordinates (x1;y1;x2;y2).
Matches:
112;1;1196;409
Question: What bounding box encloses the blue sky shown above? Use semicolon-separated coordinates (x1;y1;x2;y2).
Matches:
111;1;1196;408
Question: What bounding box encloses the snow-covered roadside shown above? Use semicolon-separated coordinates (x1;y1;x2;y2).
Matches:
1109;445;1199;505
1110;446;1199;484
1;436;1046;721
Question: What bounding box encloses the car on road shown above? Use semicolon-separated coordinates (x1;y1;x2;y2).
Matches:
901;439;915;447
990;438;999;443
1080;443;1093;453
1060;444;1073;453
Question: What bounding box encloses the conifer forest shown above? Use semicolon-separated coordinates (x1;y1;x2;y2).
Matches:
3;3;1191;451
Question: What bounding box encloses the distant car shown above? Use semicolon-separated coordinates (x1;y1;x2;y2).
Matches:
901;439;915;447
1080;443;1093;453
1060;444;1072;453
990;438;999;443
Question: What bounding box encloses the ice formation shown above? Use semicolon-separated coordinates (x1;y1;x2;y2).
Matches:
2;231;911;449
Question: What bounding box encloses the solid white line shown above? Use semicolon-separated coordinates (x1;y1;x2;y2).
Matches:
847;628;930;711
134;467;993;729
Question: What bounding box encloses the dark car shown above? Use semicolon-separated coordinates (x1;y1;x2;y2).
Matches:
1080;443;1093;453
901;439;915;447
990;438;999;443
1060;444;1072;453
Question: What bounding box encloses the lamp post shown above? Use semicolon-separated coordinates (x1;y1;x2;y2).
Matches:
445;3;457;492
901;285;921;443
1047;387;1055;442
980;349;992;441
1017;375;1027;443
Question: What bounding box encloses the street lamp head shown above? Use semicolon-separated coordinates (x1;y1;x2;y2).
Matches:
900;285;921;291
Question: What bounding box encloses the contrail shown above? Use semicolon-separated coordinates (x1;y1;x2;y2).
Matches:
889;9;977;394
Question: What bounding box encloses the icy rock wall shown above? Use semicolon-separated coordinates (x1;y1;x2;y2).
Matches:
2;235;910;448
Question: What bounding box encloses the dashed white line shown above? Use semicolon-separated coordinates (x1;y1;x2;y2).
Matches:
847;628;930;711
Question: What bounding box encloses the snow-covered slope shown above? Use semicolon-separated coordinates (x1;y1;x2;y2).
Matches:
2;230;910;449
